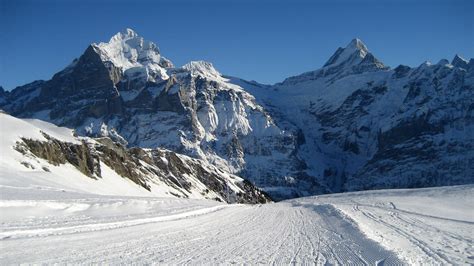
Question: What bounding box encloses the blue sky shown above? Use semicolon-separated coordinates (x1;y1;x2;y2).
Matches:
1;0;473;90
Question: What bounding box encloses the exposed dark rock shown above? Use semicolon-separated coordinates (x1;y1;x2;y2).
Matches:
15;132;270;204
393;65;411;79
17;132;100;178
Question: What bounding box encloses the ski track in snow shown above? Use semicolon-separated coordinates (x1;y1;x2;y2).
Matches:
0;202;400;264
347;201;472;264
1;185;473;264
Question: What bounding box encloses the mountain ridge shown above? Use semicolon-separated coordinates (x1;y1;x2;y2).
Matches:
1;28;472;199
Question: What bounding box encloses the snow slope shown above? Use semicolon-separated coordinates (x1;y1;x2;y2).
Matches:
243;38;474;194
292;185;474;264
0;112;152;197
0;113;269;203
1;182;471;264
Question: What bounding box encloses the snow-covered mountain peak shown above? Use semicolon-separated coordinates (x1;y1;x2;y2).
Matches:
452;54;467;63
181;61;222;80
92;28;173;80
108;28;139;43
323;38;370;67
451;54;469;69
421;61;432;67
279;38;388;86
346;38;368;54
118;28;139;39
2;31;472;203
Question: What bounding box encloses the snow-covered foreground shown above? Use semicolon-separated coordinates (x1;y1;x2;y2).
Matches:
1;185;472;264
294;185;474;265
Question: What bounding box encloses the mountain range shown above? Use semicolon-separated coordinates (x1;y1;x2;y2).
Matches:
1;28;472;200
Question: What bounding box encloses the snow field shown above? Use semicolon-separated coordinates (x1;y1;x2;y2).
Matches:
1;184;472;264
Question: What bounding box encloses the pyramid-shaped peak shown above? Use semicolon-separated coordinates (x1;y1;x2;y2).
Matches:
451;54;469;69
90;28;173;73
346;38;368;52
323;38;372;67
453;54;467;61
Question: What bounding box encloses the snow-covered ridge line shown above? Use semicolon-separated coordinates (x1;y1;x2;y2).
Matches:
0;113;270;204
1;28;472;199
248;37;474;195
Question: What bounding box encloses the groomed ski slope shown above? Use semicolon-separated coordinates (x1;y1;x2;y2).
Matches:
1;184;472;264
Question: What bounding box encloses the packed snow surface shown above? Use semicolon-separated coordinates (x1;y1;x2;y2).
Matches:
1;182;472;264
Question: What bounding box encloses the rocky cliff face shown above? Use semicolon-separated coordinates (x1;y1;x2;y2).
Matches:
245;40;474;193
2;30;473;199
11;118;269;204
1;29;312;200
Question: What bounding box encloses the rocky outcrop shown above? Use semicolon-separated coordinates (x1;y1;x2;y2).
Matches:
15;131;270;204
16;132;101;178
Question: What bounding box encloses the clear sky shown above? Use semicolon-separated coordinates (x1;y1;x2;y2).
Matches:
1;0;473;90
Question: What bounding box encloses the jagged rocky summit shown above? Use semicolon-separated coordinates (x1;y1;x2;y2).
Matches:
1;29;473;200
